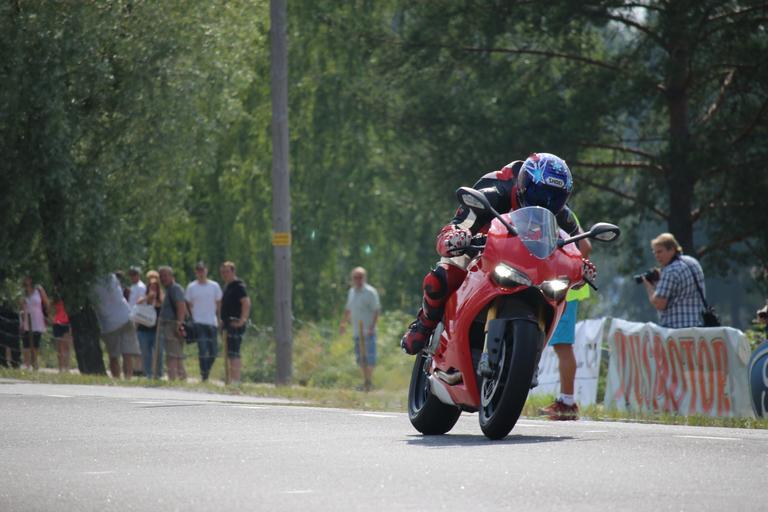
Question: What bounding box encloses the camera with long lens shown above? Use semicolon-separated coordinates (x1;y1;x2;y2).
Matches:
633;268;660;284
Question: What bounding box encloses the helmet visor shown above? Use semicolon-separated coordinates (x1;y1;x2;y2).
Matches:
520;184;567;214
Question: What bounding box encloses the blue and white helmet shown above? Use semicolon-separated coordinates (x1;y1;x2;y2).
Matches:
517;153;573;214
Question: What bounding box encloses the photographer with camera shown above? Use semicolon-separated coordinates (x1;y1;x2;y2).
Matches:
641;233;707;329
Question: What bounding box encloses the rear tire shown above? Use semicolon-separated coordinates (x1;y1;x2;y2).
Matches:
479;318;542;440
408;353;461;435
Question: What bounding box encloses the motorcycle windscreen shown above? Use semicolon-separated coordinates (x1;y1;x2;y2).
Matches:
508;206;559;259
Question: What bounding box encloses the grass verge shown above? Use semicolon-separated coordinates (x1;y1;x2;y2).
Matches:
4;311;766;428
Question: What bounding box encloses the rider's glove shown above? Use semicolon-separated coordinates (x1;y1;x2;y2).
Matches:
582;258;597;282
436;225;473;257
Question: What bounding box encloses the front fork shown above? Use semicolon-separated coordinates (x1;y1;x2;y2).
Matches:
477;301;498;379
477;297;548;381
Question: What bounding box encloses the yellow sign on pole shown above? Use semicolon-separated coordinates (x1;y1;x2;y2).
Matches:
272;232;292;246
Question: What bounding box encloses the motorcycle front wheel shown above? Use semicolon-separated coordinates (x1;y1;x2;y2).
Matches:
408;352;461;435
479;318;542;440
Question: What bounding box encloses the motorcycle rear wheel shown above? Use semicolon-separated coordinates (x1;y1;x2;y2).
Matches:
479;318;542;440
408;353;461;435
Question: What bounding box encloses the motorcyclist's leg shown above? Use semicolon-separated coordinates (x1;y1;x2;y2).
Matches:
422;263;466;324
401;263;467;354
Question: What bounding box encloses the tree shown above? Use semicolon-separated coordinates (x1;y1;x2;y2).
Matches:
379;0;768;266
0;1;257;372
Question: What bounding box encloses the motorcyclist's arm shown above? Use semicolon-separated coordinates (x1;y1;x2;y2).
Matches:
435;185;504;257
559;207;591;258
577;236;592;258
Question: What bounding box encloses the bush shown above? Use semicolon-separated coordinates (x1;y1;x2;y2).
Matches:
238;311;414;390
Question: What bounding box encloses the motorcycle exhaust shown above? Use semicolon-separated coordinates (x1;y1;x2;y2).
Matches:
428;375;457;406
434;369;463;385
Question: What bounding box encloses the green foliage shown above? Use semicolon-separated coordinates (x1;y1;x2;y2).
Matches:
0;0;260;301
2;0;767;375
241;311;413;390
745;327;767;352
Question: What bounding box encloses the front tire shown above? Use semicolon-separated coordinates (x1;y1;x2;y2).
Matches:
408;353;461;435
479;318;542;440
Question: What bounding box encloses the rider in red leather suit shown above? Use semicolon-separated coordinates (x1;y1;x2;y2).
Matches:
400;153;596;354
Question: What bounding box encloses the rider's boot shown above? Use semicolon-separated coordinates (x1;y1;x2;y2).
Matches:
400;309;438;355
401;264;466;355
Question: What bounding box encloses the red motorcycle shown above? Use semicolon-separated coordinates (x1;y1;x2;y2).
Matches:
408;187;620;439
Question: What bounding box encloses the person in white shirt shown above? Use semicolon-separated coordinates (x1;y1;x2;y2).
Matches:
339;267;380;392
19;276;49;370
127;266;148;375
127;266;147;307
185;261;223;381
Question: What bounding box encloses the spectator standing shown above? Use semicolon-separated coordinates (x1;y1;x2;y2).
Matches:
136;271;164;378
91;273;141;379
126;266;147;375
643;233;706;328
0;301;21;368
219;261;250;385
127;266;147;307
339;267;380;392
158;266;188;381
19;276;49;370
51;296;72;373
115;271;131;302
539;220;592;420
186;262;222;381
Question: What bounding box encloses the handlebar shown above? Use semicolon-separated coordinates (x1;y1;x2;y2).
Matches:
455;232;600;292
461;235;486;258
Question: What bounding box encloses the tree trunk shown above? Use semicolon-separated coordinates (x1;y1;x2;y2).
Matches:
69;306;106;375
664;6;695;254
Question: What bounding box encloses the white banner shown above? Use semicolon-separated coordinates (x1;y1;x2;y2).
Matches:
604;318;753;418
529;318;607;406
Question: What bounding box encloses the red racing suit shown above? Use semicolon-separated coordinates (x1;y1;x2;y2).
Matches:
418;160;583;330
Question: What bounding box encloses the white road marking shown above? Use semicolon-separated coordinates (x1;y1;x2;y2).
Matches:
583;430;609;433
674;435;739;441
354;413;396;418
515;423;545;427
44;394;72;398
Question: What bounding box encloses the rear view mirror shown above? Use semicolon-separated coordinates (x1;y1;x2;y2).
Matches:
456;187;490;212
455;186;517;236
559;222;621;247
589;223;621;242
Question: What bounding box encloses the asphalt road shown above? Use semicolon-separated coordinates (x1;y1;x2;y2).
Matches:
1;379;766;512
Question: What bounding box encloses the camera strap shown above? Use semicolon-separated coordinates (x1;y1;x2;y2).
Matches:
680;258;710;309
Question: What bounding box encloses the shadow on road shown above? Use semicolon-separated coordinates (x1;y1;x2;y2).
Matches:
404;434;572;447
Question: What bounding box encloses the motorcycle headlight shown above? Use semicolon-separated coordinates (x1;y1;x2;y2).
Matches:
492;264;532;288
540;279;570;302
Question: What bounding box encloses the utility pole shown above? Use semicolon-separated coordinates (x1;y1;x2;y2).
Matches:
270;0;292;385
